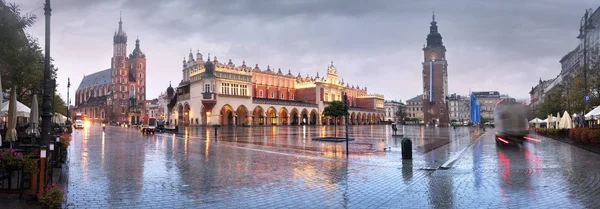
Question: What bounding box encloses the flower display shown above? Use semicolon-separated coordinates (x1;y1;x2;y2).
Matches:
37;182;65;209
59;132;71;147
0;148;37;173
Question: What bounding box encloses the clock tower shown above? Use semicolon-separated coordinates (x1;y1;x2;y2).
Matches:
422;12;450;126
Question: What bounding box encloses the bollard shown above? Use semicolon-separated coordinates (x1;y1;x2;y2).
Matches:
214;126;218;137
401;138;412;160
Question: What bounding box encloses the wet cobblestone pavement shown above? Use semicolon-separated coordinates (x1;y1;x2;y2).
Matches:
63;125;600;208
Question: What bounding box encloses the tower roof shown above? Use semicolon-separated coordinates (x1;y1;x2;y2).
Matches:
129;37;145;59
113;12;127;44
425;11;443;48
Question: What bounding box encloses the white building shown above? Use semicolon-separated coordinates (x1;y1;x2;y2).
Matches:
384;100;403;123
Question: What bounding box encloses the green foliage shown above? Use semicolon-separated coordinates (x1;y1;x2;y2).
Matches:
536;88;564;118
323;101;348;118
394;102;407;122
0;1;65;113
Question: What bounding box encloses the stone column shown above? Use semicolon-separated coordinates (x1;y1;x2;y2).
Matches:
288;113;292;125
246;115;254;126
341;117;346;125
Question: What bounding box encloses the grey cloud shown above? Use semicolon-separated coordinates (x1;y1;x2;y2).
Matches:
14;0;600;102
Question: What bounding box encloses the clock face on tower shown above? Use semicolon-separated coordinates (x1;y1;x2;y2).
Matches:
429;52;437;61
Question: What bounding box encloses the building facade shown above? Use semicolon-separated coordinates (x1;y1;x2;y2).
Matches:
384;100;402;123
472;91;501;121
529;7;600;110
447;94;469;123
166;53;385;126
422;14;450;126
74;16;147;124
406;95;424;122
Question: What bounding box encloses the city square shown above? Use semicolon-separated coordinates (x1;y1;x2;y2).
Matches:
59;125;600;208
2;0;600;208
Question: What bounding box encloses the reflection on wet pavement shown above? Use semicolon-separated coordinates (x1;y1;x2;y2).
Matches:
65;125;600;208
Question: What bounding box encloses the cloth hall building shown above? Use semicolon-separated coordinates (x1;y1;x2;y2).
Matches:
165;51;385;126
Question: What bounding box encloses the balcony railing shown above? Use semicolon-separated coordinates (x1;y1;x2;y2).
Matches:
179;93;190;100
202;92;216;100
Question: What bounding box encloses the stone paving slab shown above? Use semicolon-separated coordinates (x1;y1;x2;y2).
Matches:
59;125;600;208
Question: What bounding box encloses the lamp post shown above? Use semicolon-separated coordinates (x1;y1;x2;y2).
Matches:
41;0;53;146
578;8;596;114
67;77;70;120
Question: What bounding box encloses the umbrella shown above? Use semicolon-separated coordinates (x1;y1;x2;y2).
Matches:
26;94;40;138
548;114;553;129
559;111;572;129
6;86;18;148
556;112;561;129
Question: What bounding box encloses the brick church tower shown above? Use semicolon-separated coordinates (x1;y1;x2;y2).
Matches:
109;14;147;124
422;13;449;126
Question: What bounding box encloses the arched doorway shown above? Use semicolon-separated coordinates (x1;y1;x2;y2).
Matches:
201;105;208;126
253;106;265;125
300;109;309;125
290;108;299;125
267;107;277;125
178;104;184;125
184;103;190;125
236;105;249;126
279;108;288;125
362;113;367;125
310;110;318;125
351;112;356;125
220;105;234;126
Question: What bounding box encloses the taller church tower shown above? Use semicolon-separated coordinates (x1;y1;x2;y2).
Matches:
422;12;449;126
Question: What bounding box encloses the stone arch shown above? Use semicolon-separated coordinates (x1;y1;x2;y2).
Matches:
183;103;191;125
267;106;277;125
279;107;289;125
362;113;367;125
236;105;249;126
220;104;235;126
290;108;300;125
309;109;318;125
201;105;209;126
367;113;373;125
351;112;356;125
253;106;265;125
300;109;309;125
177;103;184;125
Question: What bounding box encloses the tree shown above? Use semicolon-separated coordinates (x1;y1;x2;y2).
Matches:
1;1;63;111
394;102;407;123
536;88;563;118
323;101;348;138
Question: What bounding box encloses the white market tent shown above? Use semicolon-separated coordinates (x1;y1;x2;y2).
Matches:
1;100;31;118
585;106;600;120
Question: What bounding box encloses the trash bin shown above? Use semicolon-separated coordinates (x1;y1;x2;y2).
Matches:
401;138;412;159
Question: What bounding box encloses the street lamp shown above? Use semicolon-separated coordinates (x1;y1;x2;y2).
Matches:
67;77;70;120
41;0;53;146
578;8;596;114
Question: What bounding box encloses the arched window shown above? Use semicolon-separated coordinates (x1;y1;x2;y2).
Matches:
259;90;263;97
130;85;136;98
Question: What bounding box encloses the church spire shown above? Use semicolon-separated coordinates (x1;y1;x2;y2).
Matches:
113;12;127;45
118;11;123;33
425;11;443;48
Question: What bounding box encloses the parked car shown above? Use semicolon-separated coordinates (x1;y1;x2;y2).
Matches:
141;117;157;134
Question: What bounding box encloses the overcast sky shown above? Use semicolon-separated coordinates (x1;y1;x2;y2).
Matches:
15;0;599;103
